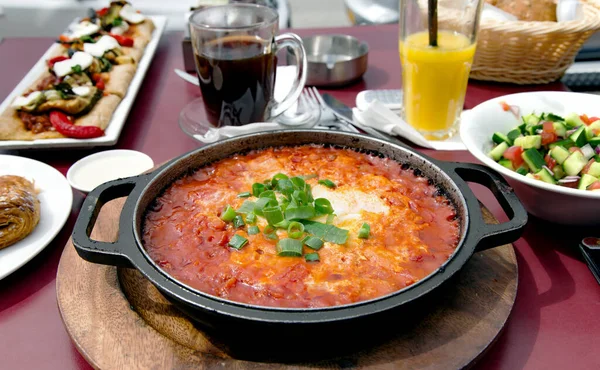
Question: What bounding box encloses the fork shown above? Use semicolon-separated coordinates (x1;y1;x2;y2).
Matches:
276;88;321;127
306;87;360;133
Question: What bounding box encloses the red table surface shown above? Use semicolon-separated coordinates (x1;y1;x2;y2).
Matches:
0;25;598;370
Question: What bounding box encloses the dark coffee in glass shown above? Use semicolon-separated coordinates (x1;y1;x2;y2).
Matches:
189;4;306;127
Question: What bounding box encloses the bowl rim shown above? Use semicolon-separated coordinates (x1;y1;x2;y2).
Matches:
461;91;600;200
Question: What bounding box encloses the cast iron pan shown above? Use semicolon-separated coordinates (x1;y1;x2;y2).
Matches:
72;130;527;360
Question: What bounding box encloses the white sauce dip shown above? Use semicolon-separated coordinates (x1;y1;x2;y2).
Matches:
67;150;154;193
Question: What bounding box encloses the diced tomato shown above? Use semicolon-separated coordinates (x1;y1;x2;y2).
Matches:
91;73;105;90
542;121;554;132
503;146;524;168
47;56;69;68
589;116;600;123
569;146;583;154
588;181;600;190
500;101;511;112
541;131;558;145
580;114;591;125
96;7;109;17
582;159;596;174
544;154;557;170
109;34;134;47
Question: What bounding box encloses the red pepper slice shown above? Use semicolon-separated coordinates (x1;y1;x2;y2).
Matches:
49;111;104;139
47;56;69;68
109;34;134;47
96;7;109;17
580;114;591;125
91;73;106;90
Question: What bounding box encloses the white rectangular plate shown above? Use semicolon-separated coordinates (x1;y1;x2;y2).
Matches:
0;15;167;150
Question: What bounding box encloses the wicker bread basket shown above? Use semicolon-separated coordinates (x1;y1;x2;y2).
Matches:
469;0;600;84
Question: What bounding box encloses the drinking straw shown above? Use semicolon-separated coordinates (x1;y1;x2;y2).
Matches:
428;0;438;47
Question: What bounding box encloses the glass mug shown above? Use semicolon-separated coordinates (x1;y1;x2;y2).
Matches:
189;4;306;127
399;0;483;140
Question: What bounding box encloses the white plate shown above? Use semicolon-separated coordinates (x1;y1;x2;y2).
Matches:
0;155;73;279
0;16;167;150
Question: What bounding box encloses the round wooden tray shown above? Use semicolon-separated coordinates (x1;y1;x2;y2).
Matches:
57;197;518;369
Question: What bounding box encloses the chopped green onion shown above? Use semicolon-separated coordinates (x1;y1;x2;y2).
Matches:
303;236;324;250
358;223;370;239
301;220;348;244
290;176;306;190
287;221;305;239
306;183;314;202
236;200;256;214
71;64;82;73
263;206;284;225
326;214;335;225
271;173;289;187
233;215;245;228
276;238;303;257
252;183;266;197
301;174;318;180
262;224;278;240
253;197;274;216
304;253;320;262
314;198;334;214
259;190;277;201
228;234;248;250
220;205;236;221
237;192;252;198
292;189;308;205
248;225;260;235
276;178;295;196
245;213;257;224
285;205;316;220
274;220;291;229
318;179;336;188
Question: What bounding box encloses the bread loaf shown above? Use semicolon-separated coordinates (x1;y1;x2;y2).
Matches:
486;0;557;22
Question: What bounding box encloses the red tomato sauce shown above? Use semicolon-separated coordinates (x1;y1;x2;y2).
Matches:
143;146;460;308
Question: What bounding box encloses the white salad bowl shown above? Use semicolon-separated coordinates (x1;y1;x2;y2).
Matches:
461;91;600;225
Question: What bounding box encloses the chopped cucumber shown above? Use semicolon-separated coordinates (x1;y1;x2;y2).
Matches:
492;132;513;146
588;120;600;131
587;162;600;177
507;128;522;142
516;167;529;176
498;158;514;170
549;139;575;150
525;173;537;180
569;126;588;147
514;135;542;149
552;122;567;137
523;113;541;126
535;168;557;184
553;165;565;180
585;126;595;141
526;124;543;135
489;142;509;161
565;112;585;128
563;151;587;176
589;137;600;148
550;145;570;165
522;148;546;173
518;122;527;134
578;173;598;190
542;113;565;122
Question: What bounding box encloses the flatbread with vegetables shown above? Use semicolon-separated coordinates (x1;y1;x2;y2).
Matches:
0;0;153;141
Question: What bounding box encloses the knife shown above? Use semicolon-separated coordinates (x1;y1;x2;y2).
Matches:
321;93;408;146
580;237;600;285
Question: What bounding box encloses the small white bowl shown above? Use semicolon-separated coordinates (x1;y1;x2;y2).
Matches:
67;150;154;194
461;91;600;225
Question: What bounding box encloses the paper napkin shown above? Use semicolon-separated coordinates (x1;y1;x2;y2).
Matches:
352;100;467;151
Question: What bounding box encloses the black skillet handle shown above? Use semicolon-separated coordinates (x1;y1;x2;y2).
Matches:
71;173;152;268
442;162;528;252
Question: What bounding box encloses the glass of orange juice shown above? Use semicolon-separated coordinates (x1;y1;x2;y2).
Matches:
399;0;483;140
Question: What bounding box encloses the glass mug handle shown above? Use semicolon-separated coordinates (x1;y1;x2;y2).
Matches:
270;33;307;117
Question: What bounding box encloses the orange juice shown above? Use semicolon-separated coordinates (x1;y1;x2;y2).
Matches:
400;31;476;139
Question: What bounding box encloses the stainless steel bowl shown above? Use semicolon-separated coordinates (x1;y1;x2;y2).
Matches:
303;34;369;87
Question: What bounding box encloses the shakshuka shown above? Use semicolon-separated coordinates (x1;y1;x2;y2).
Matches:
142;145;460;308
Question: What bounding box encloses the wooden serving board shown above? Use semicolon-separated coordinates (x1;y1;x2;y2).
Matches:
56;197;518;370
